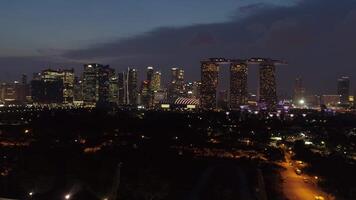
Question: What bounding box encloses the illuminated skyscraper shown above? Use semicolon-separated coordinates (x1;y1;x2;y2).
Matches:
83;64;100;104
127;68;138;105
169;67;184;99
230;62;248;108
337;76;350;105
151;71;161;91
259;63;277;109
200;61;219;109
140;80;151;107
146;66;154;82
83;64;116;105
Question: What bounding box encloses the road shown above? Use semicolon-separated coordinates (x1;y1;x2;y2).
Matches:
278;149;334;200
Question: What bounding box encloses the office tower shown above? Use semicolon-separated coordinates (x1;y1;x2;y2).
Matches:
146;66;154;82
109;75;119;104
31;69;75;104
83;64;116;105
200;61;219;109
62;69;75;103
127;68;138;105
259;63;277;109
140;80;151;107
293;76;306;105
230;62;248;109
31;77;63;104
337;76;350;105
97;66;115;104
151;71;161;91
73;77;83;101
117;72;126;105
83;64;100;104
169;67;185;99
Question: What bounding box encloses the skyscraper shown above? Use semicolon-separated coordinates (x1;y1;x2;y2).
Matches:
146;66;154;82
140;80;151;108
337;76;350;105
230;61;248;109
259;63;277;109
200;61;219;109
82;64;116;105
83;64;100;104
169;67;184;99
127;68;138;105
117;72;126;105
151;71;161;92
293;76;306;105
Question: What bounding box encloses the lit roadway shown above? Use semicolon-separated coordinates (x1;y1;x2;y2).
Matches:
278;148;335;200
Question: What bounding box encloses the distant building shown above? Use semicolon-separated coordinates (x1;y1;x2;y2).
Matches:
337;76;350;105
200;61;219;109
321;95;340;107
293;76;306;105
0;80;29;104
169;67;184;99
230;61;248;109
127;68;138;105
140;80;151;108
82;64;116;105
151;71;161;92
117;72;126;105
305;95;321;108
31;69;74;104
259;63;277;109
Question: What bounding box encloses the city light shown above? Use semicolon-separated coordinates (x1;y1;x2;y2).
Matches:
65;194;71;199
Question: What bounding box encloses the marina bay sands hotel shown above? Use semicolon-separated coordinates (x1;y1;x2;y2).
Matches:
200;58;287;110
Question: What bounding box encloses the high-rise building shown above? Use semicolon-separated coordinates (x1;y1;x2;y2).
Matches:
61;69;75;104
293;76;306;105
337;76;350;105
230;62;248;108
259;63;277;109
82;64;116;105
169;67;184;99
200;61;219;109
109;75;119;104
127;68;138;105
117;72;126;105
31;74;63;104
73;77;83;102
151;71;161;92
83;64;100;104
146;66;154;82
31;69;74;104
140;80;151;107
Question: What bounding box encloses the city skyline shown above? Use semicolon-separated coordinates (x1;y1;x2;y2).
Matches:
0;0;356;95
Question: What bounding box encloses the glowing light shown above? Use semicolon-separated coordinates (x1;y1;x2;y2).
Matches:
299;99;305;105
65;194;71;199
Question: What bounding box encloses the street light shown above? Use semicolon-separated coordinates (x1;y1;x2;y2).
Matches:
65;194;71;199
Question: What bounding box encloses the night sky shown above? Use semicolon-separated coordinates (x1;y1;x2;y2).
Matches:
1;0;355;95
